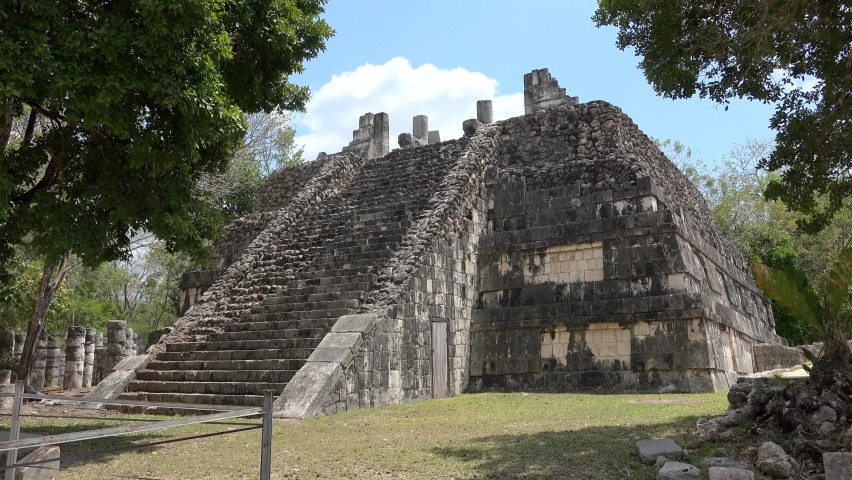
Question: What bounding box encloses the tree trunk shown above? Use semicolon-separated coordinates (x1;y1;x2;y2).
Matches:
810;329;850;386
16;254;70;392
0;99;14;152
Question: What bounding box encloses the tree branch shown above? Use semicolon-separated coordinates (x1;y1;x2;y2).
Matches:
23;108;38;145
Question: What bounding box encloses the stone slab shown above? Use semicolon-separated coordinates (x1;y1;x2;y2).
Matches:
824;452;852;480
78;355;149;410
657;461;699;480
708;467;754;480
15;445;60;480
331;314;376;334
306;347;354;366
113;354;149;371
316;333;363;353
637;438;683;465
273;362;343;419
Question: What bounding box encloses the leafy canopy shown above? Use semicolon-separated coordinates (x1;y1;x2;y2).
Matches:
0;0;332;281
594;0;852;232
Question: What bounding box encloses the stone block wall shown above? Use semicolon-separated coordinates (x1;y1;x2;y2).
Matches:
467;99;776;393
274;124;500;417
156;68;783;418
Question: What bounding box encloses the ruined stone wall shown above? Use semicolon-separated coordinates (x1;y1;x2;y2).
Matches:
178;157;334;315
277;126;500;417
468;101;775;393
169;152;368;344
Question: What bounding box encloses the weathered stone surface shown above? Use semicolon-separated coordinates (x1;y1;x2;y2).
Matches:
824;452;852;480
398;133;413;149
811;405;838;424
657;461;699;480
273;362;342;419
413;115;428;147
331;314;377;334
427;130;441;145
63;326;85;390
306;347;354;366
79;355;149;409
638;439;683;465
756;441;798;478
708;466;754;480
701;458;752;470
523;68;578;114
476;100;493;124
14;445;60;480
133;67;781;415
462;118;481;136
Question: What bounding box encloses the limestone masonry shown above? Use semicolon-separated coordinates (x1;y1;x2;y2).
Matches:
132;68;780;417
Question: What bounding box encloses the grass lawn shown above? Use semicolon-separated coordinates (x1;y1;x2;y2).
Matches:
6;391;737;479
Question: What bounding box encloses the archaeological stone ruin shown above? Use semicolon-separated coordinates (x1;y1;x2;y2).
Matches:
114;67;789;418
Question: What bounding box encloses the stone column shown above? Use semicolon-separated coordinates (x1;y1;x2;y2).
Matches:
105;320;128;376
63;326;85;390
44;336;62;388
133;332;140;355
476;100;493;124
413;115;428;147
32;333;47;390
125;328;136;356
372;112;389;158
427;131;441;145
93;331;105;385
83;327;95;388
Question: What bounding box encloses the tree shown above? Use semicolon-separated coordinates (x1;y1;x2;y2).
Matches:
1;0;332;388
752;248;852;385
593;1;852;233
200;111;304;223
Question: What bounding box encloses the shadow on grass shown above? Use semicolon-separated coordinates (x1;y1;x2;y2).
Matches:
431;416;717;480
5;417;259;475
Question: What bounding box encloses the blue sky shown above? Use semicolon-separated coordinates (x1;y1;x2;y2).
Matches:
291;0;777;166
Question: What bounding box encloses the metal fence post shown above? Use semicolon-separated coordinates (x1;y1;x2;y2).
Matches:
259;390;273;480
5;380;24;480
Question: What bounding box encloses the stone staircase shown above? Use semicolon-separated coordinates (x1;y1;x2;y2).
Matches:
121;142;464;408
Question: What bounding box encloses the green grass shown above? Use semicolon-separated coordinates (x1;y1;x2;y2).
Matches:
6;392;737;479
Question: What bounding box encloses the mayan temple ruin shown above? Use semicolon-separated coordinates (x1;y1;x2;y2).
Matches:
120;68;782;418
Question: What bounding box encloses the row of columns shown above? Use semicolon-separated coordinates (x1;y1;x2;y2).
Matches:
0;320;140;391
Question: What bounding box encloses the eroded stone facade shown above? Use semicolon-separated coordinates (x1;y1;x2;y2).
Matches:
135;68;780;416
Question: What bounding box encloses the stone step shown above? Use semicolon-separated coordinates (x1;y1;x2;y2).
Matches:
157;347;316;362
323;235;405;250
246;306;356;320
145;357;308;371
280;280;373;295
258;290;362;307
117;392;264;408
255;298;359;312
135;369;298;384
224;319;335;334
165;337;322;353
127;380;287;396
310;252;395;267
242;316;340;329
212;328;328;343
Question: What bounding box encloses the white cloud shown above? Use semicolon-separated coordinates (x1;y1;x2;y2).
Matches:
293;57;524;160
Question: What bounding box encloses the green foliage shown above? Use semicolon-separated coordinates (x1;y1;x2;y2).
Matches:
594;0;852;232
752;260;823;329
752;246;852;365
201;111;304;223
0;0;332;286
0;352;19;372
